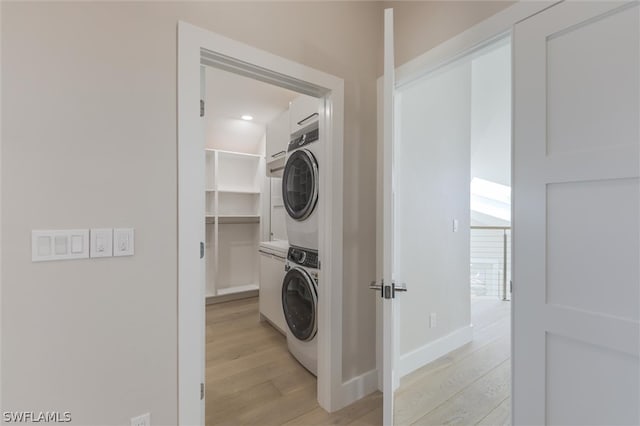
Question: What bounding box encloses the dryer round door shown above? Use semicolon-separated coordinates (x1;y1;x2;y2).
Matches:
282;149;319;221
282;267;318;341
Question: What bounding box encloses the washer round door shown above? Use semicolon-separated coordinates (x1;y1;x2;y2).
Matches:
282;149;319;221
282;267;318;341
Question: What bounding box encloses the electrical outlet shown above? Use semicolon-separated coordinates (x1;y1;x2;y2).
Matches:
131;413;150;426
429;312;437;328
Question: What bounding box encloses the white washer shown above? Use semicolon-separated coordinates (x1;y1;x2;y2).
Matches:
282;120;320;251
282;246;319;376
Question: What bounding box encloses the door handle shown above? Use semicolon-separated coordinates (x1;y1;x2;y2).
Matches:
394;282;407;292
369;279;407;299
297;112;319;126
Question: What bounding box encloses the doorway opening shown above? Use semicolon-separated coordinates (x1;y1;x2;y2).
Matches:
178;22;348;424
391;35;512;425
201;65;325;424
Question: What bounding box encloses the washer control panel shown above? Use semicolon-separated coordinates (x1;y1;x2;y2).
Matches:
288;246;319;269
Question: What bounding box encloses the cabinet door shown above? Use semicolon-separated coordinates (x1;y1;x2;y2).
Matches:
289;94;321;133
266;109;289;161
259;252;287;334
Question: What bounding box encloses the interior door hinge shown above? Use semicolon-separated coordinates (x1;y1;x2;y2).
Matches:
200;99;205;117
200;382;205;400
200;242;205;259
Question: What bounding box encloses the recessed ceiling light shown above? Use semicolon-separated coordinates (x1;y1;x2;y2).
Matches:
241;115;253;121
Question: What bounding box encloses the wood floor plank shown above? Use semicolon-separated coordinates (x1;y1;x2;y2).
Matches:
395;336;509;425
207;333;285;363
206;381;283;425
206;354;303;395
411;360;511;426
477;396;510;426
271;365;317;395
347;405;383;426
283;392;382;426
206;298;259;323
206;315;265;341
471;300;511;331
207;345;291;380
229;381;319;426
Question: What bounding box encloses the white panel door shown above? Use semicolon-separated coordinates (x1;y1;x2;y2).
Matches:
513;2;640;424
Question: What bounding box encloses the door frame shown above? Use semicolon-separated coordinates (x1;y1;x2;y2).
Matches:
376;0;559;416
178;22;345;424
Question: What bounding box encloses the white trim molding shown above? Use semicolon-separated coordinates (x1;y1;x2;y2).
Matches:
395;1;559;88
339;368;380;406
399;325;474;378
178;21;346;424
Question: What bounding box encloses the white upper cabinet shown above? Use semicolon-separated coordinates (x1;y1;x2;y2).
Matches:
266;109;290;164
289;94;321;133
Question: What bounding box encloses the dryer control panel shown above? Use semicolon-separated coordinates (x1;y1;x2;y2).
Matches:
288;121;319;152
287;246;319;269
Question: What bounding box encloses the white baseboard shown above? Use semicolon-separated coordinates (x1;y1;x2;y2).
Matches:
335;368;379;411
399;324;474;378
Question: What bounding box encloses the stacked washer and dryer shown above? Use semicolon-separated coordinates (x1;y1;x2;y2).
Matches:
280;98;321;376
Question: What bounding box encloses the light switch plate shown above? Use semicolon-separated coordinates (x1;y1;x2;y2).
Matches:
90;228;113;258
32;230;89;262
113;228;134;257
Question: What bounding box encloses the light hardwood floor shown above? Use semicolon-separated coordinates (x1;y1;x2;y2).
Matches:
205;297;381;425
395;298;511;426
206;297;510;426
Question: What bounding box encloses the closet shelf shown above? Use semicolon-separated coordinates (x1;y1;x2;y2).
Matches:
208;149;264;159
209;188;261;194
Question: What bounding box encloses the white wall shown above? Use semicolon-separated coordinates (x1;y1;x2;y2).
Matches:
470;41;511;188
387;1;514;67
395;59;471;360
470;40;512;227
1;2;381;424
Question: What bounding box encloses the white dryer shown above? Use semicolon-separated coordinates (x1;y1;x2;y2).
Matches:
282;246;319;376
282;120;320;251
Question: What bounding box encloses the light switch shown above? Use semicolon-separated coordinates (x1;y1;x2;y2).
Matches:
32;230;89;262
70;235;84;253
90;228;113;258
55;236;68;255
37;236;51;257
113;228;134;257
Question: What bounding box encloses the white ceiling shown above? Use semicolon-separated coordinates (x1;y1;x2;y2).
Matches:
206;66;299;125
204;67;299;154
